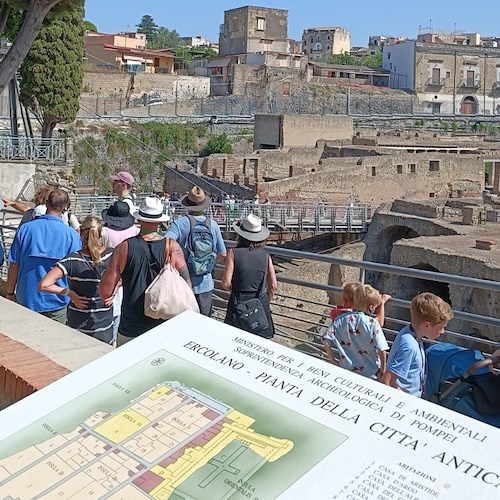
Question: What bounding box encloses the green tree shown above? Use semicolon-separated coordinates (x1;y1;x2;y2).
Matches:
19;0;84;137
136;14;157;41
1;3;22;41
82;19;97;32
0;0;69;94
175;45;218;61
148;25;182;49
326;51;355;65
200;133;232;157
360;51;383;68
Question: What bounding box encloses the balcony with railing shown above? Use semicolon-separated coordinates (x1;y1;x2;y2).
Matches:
425;77;447;87
459;78;481;89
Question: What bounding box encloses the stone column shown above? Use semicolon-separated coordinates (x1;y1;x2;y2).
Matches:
493;161;500;194
64;137;74;164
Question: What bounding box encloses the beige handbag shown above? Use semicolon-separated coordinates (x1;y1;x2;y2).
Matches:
143;238;199;320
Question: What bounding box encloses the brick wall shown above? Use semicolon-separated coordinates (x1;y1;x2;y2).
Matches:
0;334;70;403
200;155;261;185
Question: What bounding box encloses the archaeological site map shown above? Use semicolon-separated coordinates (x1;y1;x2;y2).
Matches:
0;350;344;499
0;312;499;499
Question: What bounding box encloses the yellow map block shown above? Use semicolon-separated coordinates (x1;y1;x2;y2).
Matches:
95;409;150;443
147;410;293;499
148;387;170;401
226;410;254;427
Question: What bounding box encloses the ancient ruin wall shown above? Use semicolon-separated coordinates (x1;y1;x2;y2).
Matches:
265;153;484;202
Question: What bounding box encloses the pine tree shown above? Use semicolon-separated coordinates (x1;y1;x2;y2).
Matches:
136;14;158;41
19;0;84;138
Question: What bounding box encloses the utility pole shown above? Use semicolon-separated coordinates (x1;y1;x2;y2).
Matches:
8;79;19;138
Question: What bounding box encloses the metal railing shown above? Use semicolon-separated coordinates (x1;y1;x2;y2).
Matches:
0;213;498;359
460;79;481;89
0;209;23;279
425;77;447;87
0;136;69;163
73;196;371;233
212;245;500;359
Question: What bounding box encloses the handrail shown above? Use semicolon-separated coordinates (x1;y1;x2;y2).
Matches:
269;246;500;293
0;136;68;163
73;196;372;234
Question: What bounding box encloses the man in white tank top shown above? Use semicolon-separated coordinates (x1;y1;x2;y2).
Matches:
110;171;136;213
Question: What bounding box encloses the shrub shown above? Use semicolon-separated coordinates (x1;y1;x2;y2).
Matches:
200;133;233;156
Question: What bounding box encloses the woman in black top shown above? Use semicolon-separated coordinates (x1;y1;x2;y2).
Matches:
222;214;277;338
39;216;114;343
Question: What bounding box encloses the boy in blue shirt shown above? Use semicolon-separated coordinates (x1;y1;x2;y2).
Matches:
382;292;453;397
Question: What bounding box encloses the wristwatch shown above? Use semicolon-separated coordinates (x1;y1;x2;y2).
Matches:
60;287;70;296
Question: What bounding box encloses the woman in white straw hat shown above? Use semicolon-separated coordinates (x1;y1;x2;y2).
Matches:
221;213;277;338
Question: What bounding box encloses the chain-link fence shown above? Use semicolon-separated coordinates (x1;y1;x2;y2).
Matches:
3;92;495;122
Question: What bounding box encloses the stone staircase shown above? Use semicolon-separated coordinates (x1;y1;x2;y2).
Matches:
165;165;254;198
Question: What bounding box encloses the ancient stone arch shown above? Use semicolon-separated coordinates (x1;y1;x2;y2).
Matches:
392;263;451;324
398;263;451;304
460;95;477;115
373;225;420;264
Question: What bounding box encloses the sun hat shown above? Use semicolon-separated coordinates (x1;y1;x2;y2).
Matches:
180;186;211;211
133;196;170;223
101;201;136;230
233;213;270;242
110;171;135;186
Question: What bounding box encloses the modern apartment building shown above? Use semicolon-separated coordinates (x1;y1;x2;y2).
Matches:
383;39;500;115
302;27;350;61
85;32;174;74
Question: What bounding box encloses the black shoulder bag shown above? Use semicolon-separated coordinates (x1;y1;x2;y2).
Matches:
235;262;270;336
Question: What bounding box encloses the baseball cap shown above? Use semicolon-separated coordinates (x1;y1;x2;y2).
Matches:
110;171;135;186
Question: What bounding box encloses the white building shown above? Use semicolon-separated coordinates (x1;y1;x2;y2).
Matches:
181;36;211;47
383;40;500;115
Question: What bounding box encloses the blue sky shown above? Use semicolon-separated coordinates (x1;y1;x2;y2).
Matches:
84;1;500;47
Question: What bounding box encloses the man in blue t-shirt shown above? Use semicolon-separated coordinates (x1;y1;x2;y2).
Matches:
165;186;226;317
6;189;81;324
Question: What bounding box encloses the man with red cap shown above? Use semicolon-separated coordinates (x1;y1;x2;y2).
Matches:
110;171;136;213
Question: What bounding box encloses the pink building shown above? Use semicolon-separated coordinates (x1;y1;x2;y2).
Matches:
85;32;174;74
